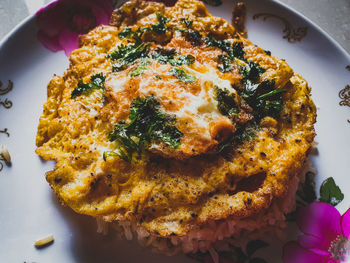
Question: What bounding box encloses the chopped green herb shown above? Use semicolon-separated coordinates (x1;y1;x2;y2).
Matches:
319;177;344;206
217;55;233;73
240;79;284;119
130;60;151;76
181;18;193;28
152;48;177;64
71;73;106;102
118;27;147;43
154;74;162;79
152;48;195;66
130;66;148;77
202;0;222;6
107;43;150;72
169;68;196;83
206;38;246;61
218;123;258;152
106;96;183;162
215;86;238;118
178;29;203;46
169;55;195;66
264;50;271;56
240;61;266;82
151;12;170;34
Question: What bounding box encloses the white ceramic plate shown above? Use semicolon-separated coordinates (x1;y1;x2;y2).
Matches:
0;0;349;262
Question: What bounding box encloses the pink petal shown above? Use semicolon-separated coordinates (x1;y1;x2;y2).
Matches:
341;207;350;238
298;234;331;253
282;241;328;263
37;31;62;52
58;29;80;56
35;1;67;36
297;202;341;242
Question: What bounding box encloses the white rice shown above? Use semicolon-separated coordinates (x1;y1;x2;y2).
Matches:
96;160;314;262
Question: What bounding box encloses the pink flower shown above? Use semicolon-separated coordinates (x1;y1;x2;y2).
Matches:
283;202;350;263
35;0;114;56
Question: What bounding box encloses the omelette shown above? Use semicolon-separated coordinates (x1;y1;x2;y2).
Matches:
36;0;316;255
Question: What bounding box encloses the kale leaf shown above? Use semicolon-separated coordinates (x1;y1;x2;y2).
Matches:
152;48;177;64
168;68;196;83
118;27;147;43
215;86;238;118
206;38;246;61
181;18;193;28
105;96;183;162
130;60;151;77
107;43;150;72
178;29;203;46
240;79;284;119
169;55;195;66
151;12;170;34
240;61;266;82
217;55;233;73
152;48;195;66
71;73;106;102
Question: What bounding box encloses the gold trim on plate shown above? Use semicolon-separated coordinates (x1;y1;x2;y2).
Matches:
339;85;350;123
253;13;307;43
0;80;13;109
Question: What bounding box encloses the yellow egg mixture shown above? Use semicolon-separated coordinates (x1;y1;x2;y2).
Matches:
36;0;316;237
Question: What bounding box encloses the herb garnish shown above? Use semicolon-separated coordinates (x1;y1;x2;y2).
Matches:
240;80;284;119
118;27;146;43
217;55;233;73
218;122;258;152
105;96;183;162
169;68;196;83
181;18;193;28
107;43;150;72
240;61;266;82
152;48;195;66
178;29;203;46
151;12;170;34
71;73;106;102
152;48;177;64
130;60;151;77
215;86;238;118
206;38;246;61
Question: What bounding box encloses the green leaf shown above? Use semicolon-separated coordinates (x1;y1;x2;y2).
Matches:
215;86;238;118
297;171;317;204
249;258;268;263
178;29;203;46
152;48;177;64
217;55;233;73
246;240;269;257
181;18;193;28
130;66;148;77
71;73;106;102
107;96;183;162
151;12;170;34
319;177;344;206
107;43;150;72
169;55;195;66
168;68;196;83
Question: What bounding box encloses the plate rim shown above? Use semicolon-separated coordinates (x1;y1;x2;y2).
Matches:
0;1;349;60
